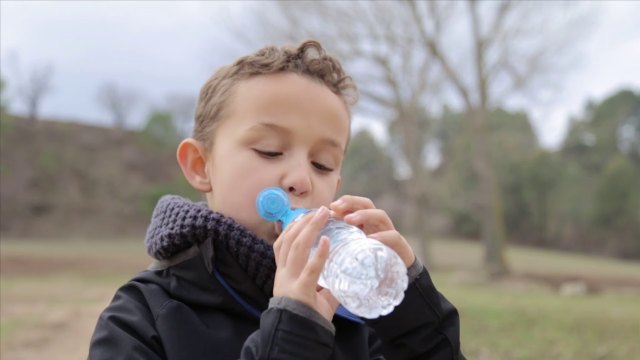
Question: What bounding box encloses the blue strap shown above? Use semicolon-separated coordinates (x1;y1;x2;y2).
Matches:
336;305;365;324
213;270;262;319
213;269;364;324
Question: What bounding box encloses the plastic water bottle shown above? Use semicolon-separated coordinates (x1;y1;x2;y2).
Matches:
256;187;408;319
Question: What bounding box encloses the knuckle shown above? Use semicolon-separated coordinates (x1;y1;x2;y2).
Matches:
372;208;387;217
365;198;375;208
341;194;355;203
289;237;303;251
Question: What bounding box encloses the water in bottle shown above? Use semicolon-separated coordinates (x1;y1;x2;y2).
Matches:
256;187;408;319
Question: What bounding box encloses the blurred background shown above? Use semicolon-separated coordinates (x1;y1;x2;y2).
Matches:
1;1;638;359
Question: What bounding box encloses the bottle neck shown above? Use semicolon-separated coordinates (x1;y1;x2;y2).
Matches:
280;208;310;230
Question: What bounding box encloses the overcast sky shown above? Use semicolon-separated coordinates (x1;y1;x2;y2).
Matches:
1;1;639;149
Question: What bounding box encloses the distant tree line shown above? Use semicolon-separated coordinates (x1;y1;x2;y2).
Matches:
1;56;54;123
341;89;640;260
0;56;196;140
1;75;187;141
2;1;636;270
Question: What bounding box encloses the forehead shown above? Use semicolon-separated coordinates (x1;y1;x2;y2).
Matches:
221;73;351;148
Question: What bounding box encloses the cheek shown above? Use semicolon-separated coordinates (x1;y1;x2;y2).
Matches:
228;171;275;215
317;178;340;204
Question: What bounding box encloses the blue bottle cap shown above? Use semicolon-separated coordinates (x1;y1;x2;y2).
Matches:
256;187;290;222
256;187;308;229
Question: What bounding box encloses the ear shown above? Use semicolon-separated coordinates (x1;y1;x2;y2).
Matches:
176;138;212;192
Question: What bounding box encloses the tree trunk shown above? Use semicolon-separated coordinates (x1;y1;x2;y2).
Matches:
470;107;509;277
399;110;431;264
403;172;431;265
27;98;38;123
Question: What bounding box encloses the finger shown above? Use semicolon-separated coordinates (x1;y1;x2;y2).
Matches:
300;235;330;288
287;207;329;270
277;212;315;267
369;230;415;267
318;287;340;311
330;195;375;217
273;238;282;265
343;208;395;234
317;286;340;319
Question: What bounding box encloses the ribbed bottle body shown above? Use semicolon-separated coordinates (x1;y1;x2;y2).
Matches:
315;218;408;318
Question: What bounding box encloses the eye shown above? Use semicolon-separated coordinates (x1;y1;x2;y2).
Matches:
312;161;334;172
253;149;282;158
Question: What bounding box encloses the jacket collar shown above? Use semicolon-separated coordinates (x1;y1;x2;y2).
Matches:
145;195;276;302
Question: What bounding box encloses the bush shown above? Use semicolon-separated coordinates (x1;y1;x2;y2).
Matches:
140;177;202;217
140;111;181;148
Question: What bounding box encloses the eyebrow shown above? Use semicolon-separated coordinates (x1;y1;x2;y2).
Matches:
247;122;344;151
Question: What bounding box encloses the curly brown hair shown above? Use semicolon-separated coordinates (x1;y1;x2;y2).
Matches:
193;40;358;149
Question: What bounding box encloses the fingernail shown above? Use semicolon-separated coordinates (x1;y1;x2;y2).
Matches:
331;199;344;208
315;206;328;218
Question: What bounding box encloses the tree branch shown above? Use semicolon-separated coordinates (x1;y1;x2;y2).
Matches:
469;0;488;107
406;1;473;109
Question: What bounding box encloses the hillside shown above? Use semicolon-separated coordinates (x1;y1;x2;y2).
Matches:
0;115;199;239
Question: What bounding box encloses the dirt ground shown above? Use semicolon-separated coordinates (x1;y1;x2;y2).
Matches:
1;241;639;359
0;250;150;360
1;287;112;360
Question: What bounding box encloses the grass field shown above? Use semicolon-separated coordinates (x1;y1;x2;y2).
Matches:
1;238;639;359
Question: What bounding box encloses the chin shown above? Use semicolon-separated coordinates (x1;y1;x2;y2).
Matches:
254;229;277;245
264;234;278;245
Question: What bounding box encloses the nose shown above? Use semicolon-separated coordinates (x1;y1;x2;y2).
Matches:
281;161;312;198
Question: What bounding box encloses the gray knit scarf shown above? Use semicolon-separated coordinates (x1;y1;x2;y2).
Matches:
144;195;276;295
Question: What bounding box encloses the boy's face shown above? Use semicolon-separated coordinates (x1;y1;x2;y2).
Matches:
204;73;350;244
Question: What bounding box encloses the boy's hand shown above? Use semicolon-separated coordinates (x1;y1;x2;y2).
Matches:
330;195;416;267
272;206;340;322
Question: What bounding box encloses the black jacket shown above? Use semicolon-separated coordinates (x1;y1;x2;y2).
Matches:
89;196;464;359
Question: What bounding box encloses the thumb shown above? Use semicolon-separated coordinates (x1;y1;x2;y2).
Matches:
319;287;340;313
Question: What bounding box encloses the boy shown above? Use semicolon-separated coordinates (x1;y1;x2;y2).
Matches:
89;40;465;359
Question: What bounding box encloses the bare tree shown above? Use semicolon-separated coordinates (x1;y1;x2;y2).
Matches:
404;0;589;276
233;0;590;276
233;1;445;261
0;77;8;114
15;62;54;123
97;83;139;129
165;93;197;138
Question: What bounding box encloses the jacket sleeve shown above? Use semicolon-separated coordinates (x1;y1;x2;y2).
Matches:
366;265;465;360
88;283;166;360
240;298;336;359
